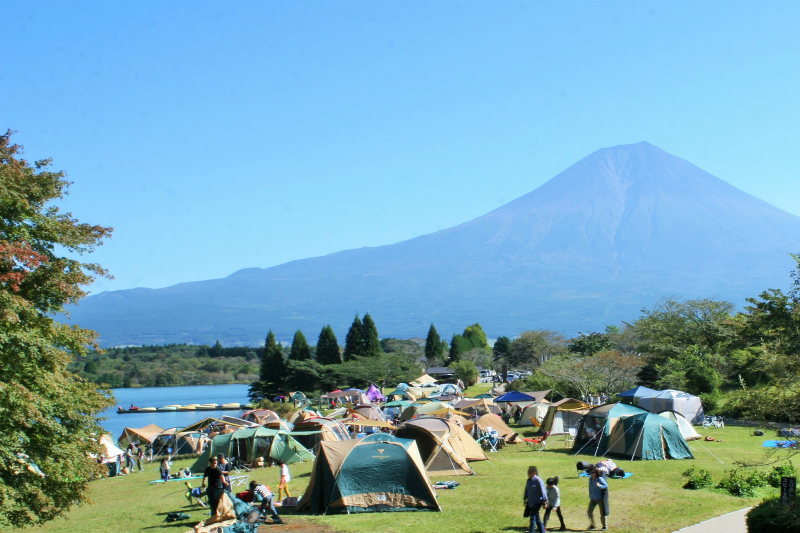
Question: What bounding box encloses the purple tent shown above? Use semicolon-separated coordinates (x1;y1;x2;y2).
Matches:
365;383;386;403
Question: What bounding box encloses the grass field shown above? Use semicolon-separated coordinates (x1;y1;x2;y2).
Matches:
18;417;788;533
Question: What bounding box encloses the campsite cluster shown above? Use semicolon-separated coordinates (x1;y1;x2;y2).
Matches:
96;374;710;532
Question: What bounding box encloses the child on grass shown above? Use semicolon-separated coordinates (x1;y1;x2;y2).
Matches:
544;476;566;531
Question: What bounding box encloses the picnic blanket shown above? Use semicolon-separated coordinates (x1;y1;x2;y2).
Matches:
580;471;633;479
762;440;798;448
150;474;203;484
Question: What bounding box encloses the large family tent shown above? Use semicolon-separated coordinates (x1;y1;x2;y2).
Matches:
292;418;351;453
618;385;657;401
190;427;313;473
517;402;551;427
454;398;501;417
658;410;702;441
638;390;705;425
395;418;487;476
152;429;209;457
536;398;591;436
297;433;441;515
240;409;287;429
574;403;693;460
117;424;164;448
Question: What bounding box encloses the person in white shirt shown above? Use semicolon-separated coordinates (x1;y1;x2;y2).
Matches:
277;460;292;500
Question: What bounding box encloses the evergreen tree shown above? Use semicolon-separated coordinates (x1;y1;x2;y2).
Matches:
463;323;489;350
492;335;512;363
249;330;287;400
360;313;382;357
343;314;363;361
424;323;444;361
316;325;342;365
289;330;311;360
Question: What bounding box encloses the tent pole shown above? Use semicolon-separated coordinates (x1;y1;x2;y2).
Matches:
630;425;644;461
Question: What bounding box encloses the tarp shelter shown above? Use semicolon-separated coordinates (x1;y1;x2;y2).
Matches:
475;414;523;443
517;402;551;427
292;418;351;453
180;417;254;434
618;385;658;400
493;391;537;404
322;389;370;407
190;427;313;473
365;383;385;403
297;433;441;515
638;390;705;425
395;417;488;476
658;410;702;441
574;403;693;460
535;398;590;436
117;424;164;448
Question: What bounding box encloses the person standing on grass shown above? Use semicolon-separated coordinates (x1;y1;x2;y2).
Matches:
523;465;547;533
136;445;145;472
160;458;170;482
201;457;227;514
125;444;135;472
587;465;610;531
217;454;233;495
277;460;292;500
544;476;566;531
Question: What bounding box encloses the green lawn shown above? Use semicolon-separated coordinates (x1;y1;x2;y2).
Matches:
18;423;784;533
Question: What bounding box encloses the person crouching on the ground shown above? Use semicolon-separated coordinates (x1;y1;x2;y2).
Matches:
544;476;566;531
587;465;610;531
201;457;225;515
160;458;170;482
277;460;292;501
524;465;547;533
249;481;282;524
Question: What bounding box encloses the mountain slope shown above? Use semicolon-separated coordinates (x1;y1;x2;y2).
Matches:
67;142;800;346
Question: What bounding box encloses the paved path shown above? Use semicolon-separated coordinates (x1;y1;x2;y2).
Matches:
672;507;752;533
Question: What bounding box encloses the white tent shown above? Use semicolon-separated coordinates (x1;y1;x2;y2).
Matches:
658;410;702;441
517;402;551;427
638;389;705;425
99;434;125;463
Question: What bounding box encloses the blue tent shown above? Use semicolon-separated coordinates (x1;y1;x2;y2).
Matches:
494;391;537;403
618;386;657;399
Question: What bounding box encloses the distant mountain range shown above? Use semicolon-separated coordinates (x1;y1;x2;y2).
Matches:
65;142;800;347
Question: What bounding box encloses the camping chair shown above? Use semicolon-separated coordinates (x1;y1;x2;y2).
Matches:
564;427;577;448
524;431;550;451
184;481;206;508
479;429;503;453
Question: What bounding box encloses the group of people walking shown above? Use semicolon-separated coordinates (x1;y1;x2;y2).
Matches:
524;465;610;533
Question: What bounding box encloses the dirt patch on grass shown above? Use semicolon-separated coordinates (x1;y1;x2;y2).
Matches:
256;517;341;532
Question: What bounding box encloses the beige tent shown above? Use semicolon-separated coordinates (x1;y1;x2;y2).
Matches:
454;398;502;416
395;418;488;476
117;424;164;448
536;398;590;436
517;402;551;427
411;374;438;386
475;413;523;443
98;434;125;463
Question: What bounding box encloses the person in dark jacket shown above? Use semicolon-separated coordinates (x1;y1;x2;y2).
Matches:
587;465;610;530
524;465;547;533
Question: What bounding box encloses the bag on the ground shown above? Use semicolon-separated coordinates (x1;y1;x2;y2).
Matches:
754;430;764;436
164;512;191;522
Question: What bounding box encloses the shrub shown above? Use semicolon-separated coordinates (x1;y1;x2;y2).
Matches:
746;495;800;533
767;462;797;488
682;466;714;490
716;469;769;497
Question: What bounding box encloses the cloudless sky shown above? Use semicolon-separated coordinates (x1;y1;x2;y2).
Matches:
4;1;799;294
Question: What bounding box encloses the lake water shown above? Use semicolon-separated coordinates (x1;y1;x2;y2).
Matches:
99;383;252;439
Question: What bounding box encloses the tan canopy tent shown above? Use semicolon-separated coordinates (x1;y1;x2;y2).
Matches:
117;424;164;448
535;398;590;436
98;434;125;463
395;418;488;476
454;398;501;416
475;413;523;443
411;374;438;386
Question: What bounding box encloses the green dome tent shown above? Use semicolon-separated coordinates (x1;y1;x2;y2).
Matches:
297;433;441;515
189;427;313;474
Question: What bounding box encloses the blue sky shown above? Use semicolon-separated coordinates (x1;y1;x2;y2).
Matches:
4;1;799;294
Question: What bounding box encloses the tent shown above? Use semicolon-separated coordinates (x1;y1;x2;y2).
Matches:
535;398;591;436
638;390;705;425
349;404;387;422
190;427;313;473
297;433;441;515
493;391;538;404
288;409;322;425
400;401;451;421
517;402;551;427
384;389;417;402
322;388;370;406
618;385;658;399
180;416;255;434
292;418;351;453
411;374;438;386
574;403;693;460
365;383;386;403
117;424;164;448
240;409;286;428
658;410;702;441
454;398;501;417
395;418;488;476
99;434;125;463
475;413;523;444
